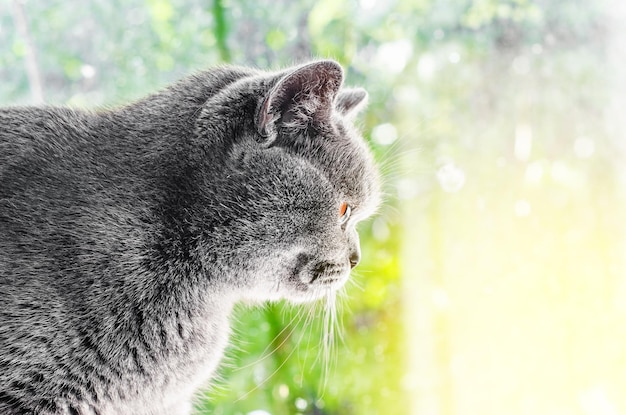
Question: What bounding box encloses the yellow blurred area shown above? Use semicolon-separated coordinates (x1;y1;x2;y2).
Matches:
400;3;626;412
404;181;626;414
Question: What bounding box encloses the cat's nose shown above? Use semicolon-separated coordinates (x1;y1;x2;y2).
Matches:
349;250;361;269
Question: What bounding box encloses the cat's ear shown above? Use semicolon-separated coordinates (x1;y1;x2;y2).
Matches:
335;88;368;118
257;60;343;142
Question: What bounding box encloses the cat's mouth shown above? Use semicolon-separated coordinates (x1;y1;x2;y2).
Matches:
309;262;349;288
295;258;350;295
273;254;351;303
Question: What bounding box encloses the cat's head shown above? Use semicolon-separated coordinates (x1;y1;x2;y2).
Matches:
197;61;380;303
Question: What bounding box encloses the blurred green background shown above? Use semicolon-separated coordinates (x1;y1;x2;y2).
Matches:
3;0;626;414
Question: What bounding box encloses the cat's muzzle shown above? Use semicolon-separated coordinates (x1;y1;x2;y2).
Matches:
308;261;350;289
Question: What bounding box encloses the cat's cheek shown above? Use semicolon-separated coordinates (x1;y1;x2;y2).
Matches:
238;278;292;303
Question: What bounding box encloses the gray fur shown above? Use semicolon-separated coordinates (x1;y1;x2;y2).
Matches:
0;60;380;415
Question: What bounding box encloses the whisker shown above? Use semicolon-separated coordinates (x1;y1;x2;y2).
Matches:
347;272;365;292
234;329;306;403
233;305;305;372
318;289;339;394
298;300;319;388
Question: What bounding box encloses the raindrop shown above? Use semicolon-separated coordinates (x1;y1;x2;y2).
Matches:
253;365;268;385
371;123;398;146
437;161;465;193
514;199;531;217
376;40;412;74
574;137;595;159
476;196;486;212
396;178;420;199
393;86;420;105
372;217;390;242
550;161;570;184
512;55;530;75
80;64;96;79
295;398;308;411
278;384;289;399
359;0;377;10
525;161;544;185
432;288;450;309
374;345;384;356
417;54;436;80
514;124;533;161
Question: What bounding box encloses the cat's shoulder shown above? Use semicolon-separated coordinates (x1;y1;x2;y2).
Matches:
0;106;95;176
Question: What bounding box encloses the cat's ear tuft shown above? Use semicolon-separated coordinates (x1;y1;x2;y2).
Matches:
257;60;344;142
335;88;368;117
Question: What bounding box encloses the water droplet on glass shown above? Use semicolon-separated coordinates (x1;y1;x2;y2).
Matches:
550;161;570;184
417;54;436;80
432;288;450;309
514;199;531;217
80;64;96;79
359;0;378;10
437;162;465;193
514;124;533;161
253;365;268;385
512;55;530;75
295;398;308;411
376;40;412;74
574;137;595;159
393;86;420;105
525;161;544;185
371;123;398;146
396;178;420;199
372;217;390;242
277;384;289;399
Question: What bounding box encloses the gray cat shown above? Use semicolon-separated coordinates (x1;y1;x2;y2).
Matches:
0;60;380;415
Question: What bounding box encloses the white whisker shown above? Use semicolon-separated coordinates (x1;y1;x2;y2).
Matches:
233;305;305;372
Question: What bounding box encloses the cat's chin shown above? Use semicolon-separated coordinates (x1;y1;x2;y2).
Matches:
284;276;349;304
242;275;348;305
282;290;329;304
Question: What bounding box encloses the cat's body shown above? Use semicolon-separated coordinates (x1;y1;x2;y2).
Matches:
0;61;380;415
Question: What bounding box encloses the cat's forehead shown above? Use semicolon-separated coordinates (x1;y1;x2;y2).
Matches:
294;113;380;217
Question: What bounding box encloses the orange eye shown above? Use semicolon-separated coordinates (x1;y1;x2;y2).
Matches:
339;201;348;216
339;202;351;225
